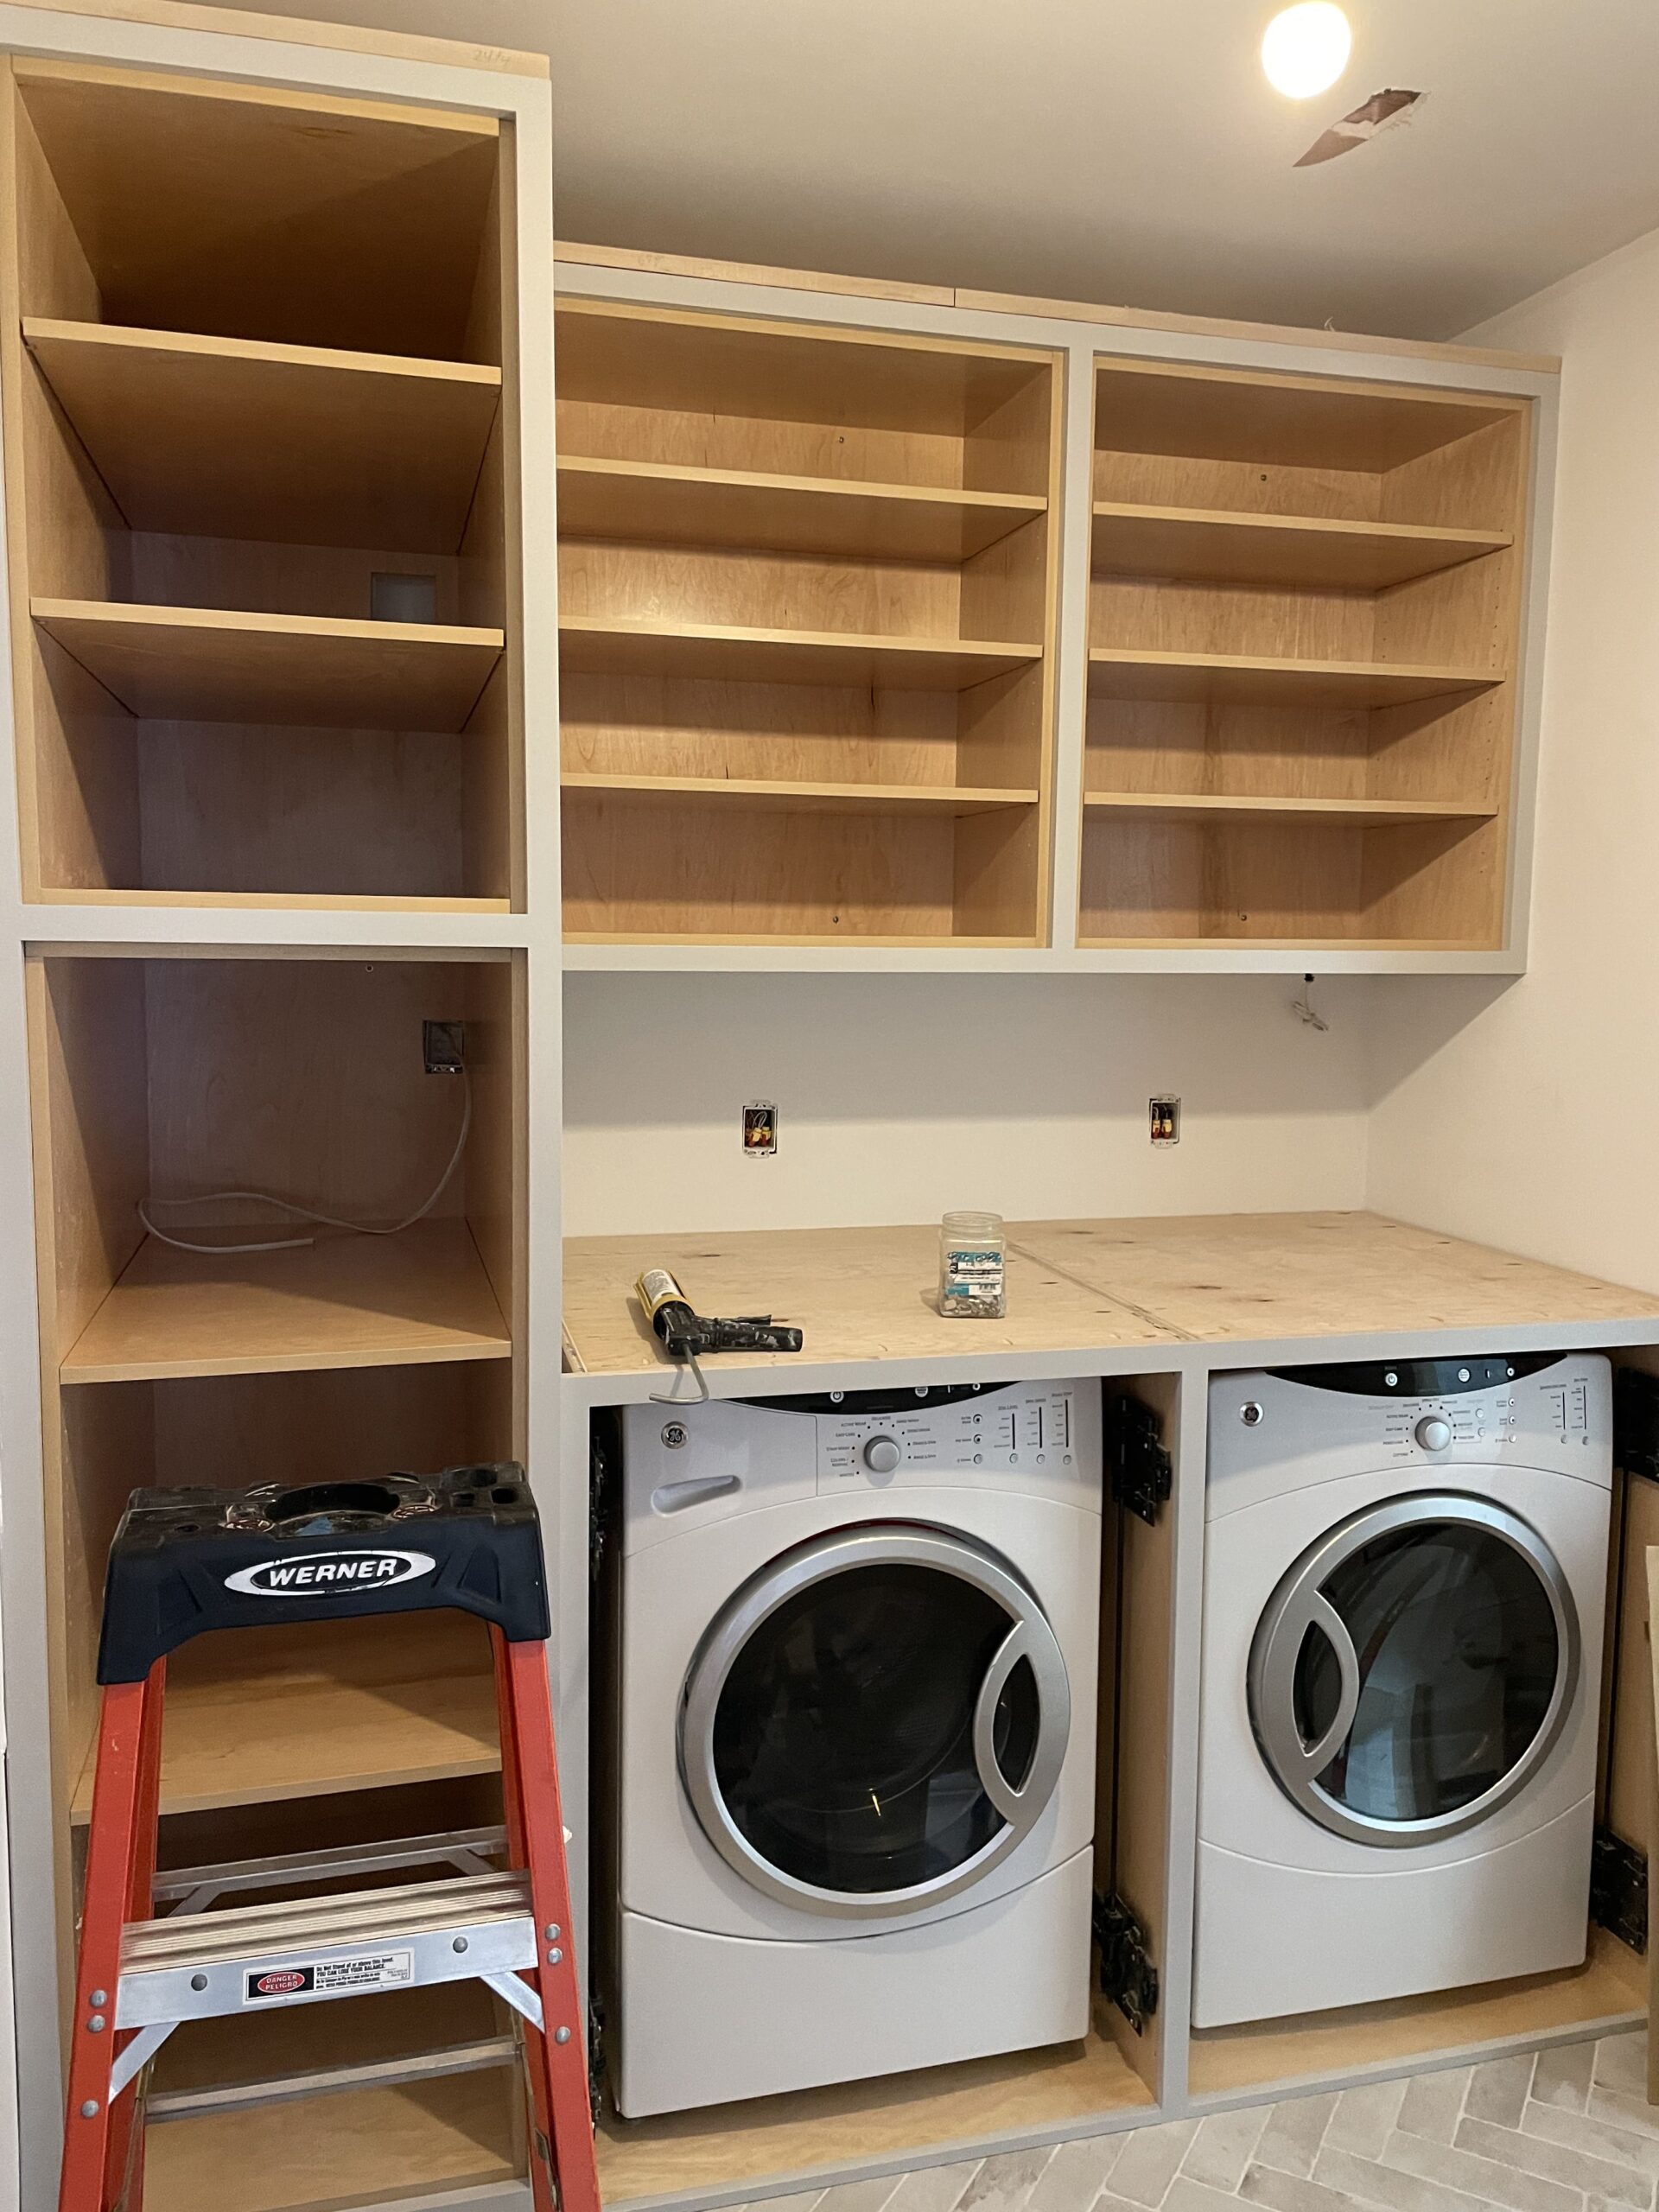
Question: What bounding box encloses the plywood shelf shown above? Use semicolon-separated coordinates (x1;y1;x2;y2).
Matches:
31;600;504;730
560;613;1040;691
1093;359;1520;474
558;454;1044;563
1090;501;1511;591
598;2026;1151;2206
1083;791;1497;828
563;772;1038;817
1189;1930;1645;2100
23;320;502;551
69;1609;500;1821
60;1217;512;1386
41;888;514;913
1086;647;1500;709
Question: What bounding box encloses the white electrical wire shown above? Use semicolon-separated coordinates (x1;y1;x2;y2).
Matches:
138;1069;473;1255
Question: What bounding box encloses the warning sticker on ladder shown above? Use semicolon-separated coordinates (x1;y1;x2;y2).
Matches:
243;1949;414;2004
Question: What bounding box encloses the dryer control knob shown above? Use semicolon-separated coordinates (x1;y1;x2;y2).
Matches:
863;1435;901;1474
1415;1415;1452;1452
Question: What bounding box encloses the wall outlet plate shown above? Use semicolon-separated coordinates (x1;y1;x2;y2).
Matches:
743;1102;778;1157
1150;1096;1180;1147
423;1020;466;1074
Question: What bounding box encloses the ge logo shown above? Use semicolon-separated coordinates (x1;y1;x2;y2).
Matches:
661;1422;689;1450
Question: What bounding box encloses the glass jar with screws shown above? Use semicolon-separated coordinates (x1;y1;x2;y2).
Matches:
938;1211;1007;1319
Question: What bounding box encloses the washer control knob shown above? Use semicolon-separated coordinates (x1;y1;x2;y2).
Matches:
1415;1415;1452;1452
863;1435;901;1475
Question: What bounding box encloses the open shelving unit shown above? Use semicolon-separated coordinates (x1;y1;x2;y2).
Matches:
1;58;521;909
1080;357;1530;950
555;300;1063;945
26;942;525;2198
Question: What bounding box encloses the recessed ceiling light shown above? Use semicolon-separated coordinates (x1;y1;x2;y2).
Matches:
1262;3;1353;99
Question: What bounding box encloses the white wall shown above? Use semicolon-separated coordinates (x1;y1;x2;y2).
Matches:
1365;223;1659;1293
563;973;1370;1235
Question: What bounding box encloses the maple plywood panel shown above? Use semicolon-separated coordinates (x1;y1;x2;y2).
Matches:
1093;358;1519;474
556;455;1044;564
596;2031;1150;2206
1090;504;1511;593
561;615;1037;693
556;298;1044;446
560;391;970;493
559;669;961;787
1084;697;1375;802
1090;570;1377;664
1191;1931;1643;2099
1012;1212;1659;1345
1079;814;1371;943
1360;812;1505;949
1085;648;1493;712
132;723;478;902
1093;446;1386;524
122;532;463;622
145;2054;520;2210
146;1360;514;1491
61;1219;512;1385
561;791;962;940
562;1224;1182;1378
23;320;503;550
558;534;963;639
32;600;503;728
16;60;500;359
563;774;1034;817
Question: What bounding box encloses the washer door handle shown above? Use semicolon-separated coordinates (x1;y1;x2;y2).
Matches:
1294;1592;1362;1778
971;1612;1071;1828
1255;1583;1361;1786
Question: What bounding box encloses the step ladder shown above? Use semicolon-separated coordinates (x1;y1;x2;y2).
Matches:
58;1466;601;2212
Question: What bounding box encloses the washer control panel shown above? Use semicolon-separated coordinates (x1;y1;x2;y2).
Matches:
814;1382;1092;1491
1207;1352;1612;1516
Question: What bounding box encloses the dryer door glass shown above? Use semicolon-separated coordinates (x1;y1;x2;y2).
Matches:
1249;1494;1578;1847
680;1525;1071;1916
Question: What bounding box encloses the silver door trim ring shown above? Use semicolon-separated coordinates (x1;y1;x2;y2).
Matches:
679;1522;1071;1918
1248;1491;1579;1848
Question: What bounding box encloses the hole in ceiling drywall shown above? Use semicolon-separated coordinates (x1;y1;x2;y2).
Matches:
1296;86;1427;168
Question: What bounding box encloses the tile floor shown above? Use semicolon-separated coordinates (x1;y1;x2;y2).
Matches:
732;2034;1659;2212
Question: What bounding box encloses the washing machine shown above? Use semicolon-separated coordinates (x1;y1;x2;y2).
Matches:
1193;1352;1611;2029
607;1379;1103;2117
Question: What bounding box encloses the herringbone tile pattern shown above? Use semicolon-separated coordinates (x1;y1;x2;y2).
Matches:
728;2035;1657;2212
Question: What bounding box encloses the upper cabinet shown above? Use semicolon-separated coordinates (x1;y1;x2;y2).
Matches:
3;61;522;910
555;255;1550;973
1079;357;1529;951
555;301;1064;946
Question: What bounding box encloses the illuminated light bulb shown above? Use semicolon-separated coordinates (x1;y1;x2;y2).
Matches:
1262;3;1353;99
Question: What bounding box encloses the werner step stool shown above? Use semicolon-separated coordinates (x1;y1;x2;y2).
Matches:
59;1467;601;2212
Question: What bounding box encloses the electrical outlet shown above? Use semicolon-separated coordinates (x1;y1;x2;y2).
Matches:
743;1102;778;1157
423;1020;466;1074
1150;1096;1180;1147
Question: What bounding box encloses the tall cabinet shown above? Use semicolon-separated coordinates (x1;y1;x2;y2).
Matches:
0;8;558;2209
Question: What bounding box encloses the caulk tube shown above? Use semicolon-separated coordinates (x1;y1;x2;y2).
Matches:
635;1268;698;1350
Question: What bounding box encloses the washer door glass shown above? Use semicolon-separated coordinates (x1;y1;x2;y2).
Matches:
1249;1494;1578;1847
680;1525;1071;1916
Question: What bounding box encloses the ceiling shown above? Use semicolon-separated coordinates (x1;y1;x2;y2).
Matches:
217;0;1659;338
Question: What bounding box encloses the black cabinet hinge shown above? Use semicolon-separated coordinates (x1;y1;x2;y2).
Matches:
590;1412;620;1582
588;1996;607;2121
1615;1369;1659;1483
1107;1394;1173;1526
1093;1891;1159;2033
1591;1826;1648;1955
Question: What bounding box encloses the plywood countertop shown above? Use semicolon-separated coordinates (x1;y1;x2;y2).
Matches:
562;1211;1659;1383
